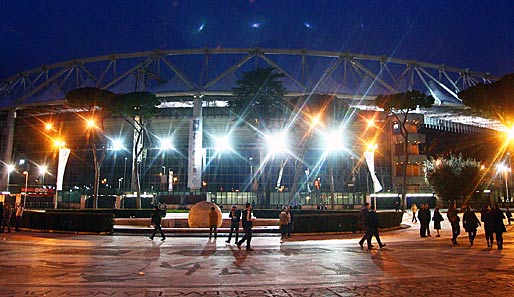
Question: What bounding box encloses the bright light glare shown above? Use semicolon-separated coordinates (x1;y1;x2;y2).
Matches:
496;163;511;173
322;129;346;153
45;123;53;130
86;119;96;128
508;125;514;140
111;139;124;150
265;133;289;155
367;143;378;151
214;135;231;153
38;165;48;175
310;114;321;127
159;138;174;150
54;139;65;147
7;164;15;173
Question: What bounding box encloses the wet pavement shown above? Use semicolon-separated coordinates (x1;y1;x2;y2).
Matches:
1;212;513;296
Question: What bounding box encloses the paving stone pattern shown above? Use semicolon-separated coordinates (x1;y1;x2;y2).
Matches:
0;212;513;296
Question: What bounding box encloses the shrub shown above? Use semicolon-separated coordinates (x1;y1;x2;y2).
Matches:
20;210;114;234
292;211;402;233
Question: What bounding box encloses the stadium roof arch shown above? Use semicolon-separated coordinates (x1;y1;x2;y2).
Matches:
0;48;500;128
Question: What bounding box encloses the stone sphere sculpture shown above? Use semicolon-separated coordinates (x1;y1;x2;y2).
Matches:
188;201;223;228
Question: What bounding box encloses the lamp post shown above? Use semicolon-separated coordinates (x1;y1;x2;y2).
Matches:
22;170;28;208
249;157;254;188
6;164;15;192
118;178;123;192
123;157;128;192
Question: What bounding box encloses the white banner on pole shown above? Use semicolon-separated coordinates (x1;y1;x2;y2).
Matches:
364;151;383;193
188;117;202;189
56;148;70;191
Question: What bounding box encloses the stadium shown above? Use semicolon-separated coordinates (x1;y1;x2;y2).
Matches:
0;48;505;209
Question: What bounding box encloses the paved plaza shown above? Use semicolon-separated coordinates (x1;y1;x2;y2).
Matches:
1;212;513;296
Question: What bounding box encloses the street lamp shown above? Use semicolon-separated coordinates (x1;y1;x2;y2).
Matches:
22;170;28;208
123;157;128;192
6;164;15;192
496;163;511;202
249;157;254;187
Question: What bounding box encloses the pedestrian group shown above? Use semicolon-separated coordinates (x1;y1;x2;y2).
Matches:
407;201;508;250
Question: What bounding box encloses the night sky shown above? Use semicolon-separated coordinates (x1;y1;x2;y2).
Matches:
1;0;513;80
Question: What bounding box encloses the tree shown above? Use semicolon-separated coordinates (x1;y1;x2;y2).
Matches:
106;91;160;209
375;90;434;210
459;73;514;125
230;66;286;130
230;66;286;207
424;154;484;206
65;87;115;208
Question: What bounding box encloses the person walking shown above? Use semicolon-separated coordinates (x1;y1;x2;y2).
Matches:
149;205;165;241
432;207;444;237
447;202;460;245
225;205;241;244
237;202;254;251
358;203;371;248
463;205;481;245
481;204;494;248
425;204;432;237
2;202;12;233
286;206;293;238
411;203;418;223
491;204;506;250
366;209;386;250
506;207;513;225
208;206;218;239
1;202;12;233
15;203;24;232
418;203;431;237
279;206;289;241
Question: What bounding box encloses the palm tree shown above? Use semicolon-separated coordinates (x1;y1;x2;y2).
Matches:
230;66;286;207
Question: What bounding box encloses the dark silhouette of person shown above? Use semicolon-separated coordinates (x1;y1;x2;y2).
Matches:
491;204;506;250
462;205;480;245
358;203;370;248
237;202;254;251
149;206;165;241
226;205;241;243
447;202;460;245
481;204;494;247
366;209;386;249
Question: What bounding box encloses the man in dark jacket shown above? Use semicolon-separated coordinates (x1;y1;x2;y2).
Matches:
419;204;432;238
237;202;254;251
366;209;386;250
150;205;165;241
491;204;506;250
226;205;241;243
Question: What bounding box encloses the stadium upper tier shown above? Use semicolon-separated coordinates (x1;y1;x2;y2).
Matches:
0;48;499;128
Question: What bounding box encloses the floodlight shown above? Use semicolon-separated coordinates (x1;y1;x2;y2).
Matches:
322;129;346;153
159;138;174;150
214;135;232;153
111;138;124;150
265;132;289;155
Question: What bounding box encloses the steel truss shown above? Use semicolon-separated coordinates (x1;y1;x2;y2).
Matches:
0;48;496;111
